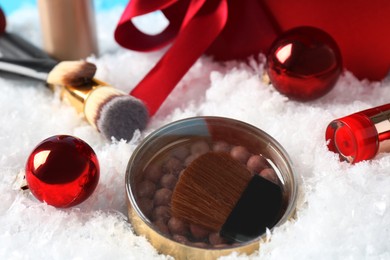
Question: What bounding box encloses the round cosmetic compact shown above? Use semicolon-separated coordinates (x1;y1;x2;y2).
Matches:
125;117;298;259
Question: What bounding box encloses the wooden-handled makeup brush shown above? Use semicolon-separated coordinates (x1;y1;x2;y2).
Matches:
0;58;149;141
171;152;284;242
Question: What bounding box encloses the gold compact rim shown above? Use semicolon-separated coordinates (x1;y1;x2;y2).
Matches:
125;116;298;259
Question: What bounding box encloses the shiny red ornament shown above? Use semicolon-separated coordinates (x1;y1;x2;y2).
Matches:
25;135;100;208
0;7;6;35
266;26;342;101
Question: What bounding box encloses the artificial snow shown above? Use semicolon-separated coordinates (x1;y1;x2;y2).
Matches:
1;6;390;260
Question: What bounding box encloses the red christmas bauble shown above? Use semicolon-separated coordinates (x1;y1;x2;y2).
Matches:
25;135;100;208
266;26;342;101
0;7;6;35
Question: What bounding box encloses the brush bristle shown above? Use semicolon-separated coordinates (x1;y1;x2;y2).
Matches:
47;61;96;87
84;86;149;141
171;152;252;232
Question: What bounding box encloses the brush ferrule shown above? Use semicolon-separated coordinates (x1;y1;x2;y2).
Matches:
60;80;99;113
60;78;111;119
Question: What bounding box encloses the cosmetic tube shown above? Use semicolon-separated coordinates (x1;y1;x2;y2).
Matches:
38;0;98;60
326;103;390;163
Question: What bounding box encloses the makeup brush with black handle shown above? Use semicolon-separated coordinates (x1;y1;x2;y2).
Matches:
171;151;284;242
0;32;53;59
0;57;149;141
0;57;96;86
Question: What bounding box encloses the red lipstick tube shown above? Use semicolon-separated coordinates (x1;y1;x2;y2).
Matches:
326;103;390;163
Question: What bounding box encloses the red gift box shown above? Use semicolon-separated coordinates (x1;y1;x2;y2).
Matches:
115;0;390;115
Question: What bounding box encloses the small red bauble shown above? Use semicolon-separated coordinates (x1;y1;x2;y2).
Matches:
266;26;342;101
25;135;100;208
0;7;5;35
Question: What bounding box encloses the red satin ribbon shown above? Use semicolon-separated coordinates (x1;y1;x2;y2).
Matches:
115;0;279;116
115;0;228;116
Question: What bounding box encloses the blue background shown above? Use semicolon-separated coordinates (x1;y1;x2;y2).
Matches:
0;0;129;15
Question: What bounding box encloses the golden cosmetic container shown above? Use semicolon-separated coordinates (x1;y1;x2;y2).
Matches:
125;117;298;259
